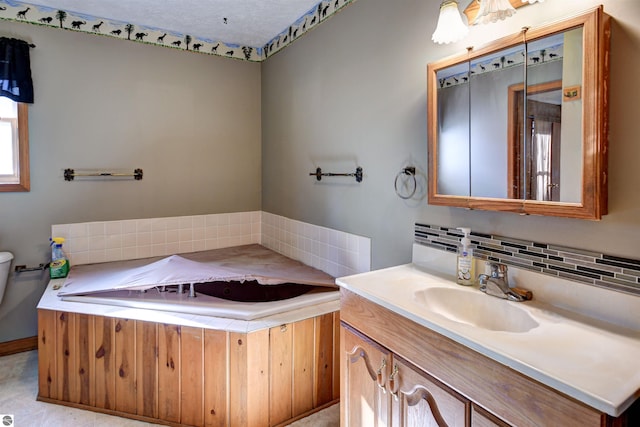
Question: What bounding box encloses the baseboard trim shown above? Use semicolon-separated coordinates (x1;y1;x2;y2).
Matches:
0;336;38;356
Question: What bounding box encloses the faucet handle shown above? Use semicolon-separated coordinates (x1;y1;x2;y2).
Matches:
487;262;507;278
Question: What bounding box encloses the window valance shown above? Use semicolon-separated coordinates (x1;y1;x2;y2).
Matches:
0;37;34;103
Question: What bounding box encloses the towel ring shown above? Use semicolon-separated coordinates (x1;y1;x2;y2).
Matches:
395;167;417;199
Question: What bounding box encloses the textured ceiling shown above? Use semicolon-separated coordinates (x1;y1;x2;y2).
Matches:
27;0;322;47
1;0;356;61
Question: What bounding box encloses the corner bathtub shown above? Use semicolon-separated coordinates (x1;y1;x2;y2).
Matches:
36;245;341;427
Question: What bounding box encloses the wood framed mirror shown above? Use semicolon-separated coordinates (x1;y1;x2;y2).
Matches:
427;6;610;219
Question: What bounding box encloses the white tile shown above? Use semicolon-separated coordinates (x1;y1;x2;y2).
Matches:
152;231;166;245
123;247;137;260
192;215;206;228
137;245;152;259
122;219;137;234
88;222;105;236
179;229;193;242
179;242;194;253
89;235;106;251
165;217;180;231
137;218;152;233
205;214;218;227
88;250;106;264
105;221;122;235
105;248;122;262
106;234;122;250
137;232;152;246
151;218;167;231
166;229;179;244
122;233;137;248
193;240;206;252
179;217;193;229
193;226;205;240
205;226;218;239
69;223;88;237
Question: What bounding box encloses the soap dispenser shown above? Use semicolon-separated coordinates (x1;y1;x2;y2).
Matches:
456;227;475;286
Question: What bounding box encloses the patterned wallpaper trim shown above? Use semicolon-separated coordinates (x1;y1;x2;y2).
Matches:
0;0;357;62
415;223;640;297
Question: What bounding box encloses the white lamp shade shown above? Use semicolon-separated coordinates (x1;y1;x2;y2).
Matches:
474;0;517;25
432;0;469;45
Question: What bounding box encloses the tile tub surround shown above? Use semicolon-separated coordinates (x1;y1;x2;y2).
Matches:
52;211;371;279
415;223;640;296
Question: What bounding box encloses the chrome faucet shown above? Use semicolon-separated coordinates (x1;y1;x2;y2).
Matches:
478;262;525;302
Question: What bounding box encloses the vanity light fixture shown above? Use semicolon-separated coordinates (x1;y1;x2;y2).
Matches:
473;0;517;25
431;0;469;45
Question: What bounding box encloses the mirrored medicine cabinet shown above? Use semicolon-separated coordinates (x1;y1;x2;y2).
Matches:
427;6;610;219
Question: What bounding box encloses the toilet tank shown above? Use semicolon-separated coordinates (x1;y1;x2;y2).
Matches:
0;252;14;305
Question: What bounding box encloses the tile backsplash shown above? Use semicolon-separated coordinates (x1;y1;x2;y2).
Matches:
415;223;640;296
52;211;371;279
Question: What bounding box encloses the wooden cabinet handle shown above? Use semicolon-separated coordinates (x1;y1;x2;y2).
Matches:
376;358;387;392
388;364;399;401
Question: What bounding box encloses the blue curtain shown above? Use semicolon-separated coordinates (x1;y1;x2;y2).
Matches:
0;37;34;103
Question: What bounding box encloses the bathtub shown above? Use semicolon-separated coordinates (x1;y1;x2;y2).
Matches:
54;243;339;321
60;285;339;320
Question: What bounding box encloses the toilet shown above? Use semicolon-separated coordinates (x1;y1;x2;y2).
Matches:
0;252;13;305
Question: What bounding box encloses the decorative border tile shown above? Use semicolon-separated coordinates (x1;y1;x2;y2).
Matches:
52;211;371;279
0;0;357;62
415;223;640;296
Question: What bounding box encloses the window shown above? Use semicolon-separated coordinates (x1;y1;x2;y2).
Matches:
0;97;29;192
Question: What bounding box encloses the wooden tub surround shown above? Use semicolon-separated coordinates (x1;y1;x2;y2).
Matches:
37;309;340;426
36;244;343;426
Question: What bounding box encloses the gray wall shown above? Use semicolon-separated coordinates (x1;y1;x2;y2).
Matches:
0;21;261;342
262;0;640;268
2;0;640;344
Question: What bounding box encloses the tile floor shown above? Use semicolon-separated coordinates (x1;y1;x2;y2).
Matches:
0;350;339;427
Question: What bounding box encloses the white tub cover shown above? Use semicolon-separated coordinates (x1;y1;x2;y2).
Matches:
58;244;336;296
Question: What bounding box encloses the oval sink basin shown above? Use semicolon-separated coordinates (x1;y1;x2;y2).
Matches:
414;287;539;333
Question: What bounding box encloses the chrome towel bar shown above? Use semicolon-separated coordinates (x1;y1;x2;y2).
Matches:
64;168;143;181
310;167;363;183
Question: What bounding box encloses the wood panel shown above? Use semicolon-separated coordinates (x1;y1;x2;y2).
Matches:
114;318;137;414
341;289;603;427
158;323;181;422
56;311;76;402
37;309;339;426
204;329;228;427
246;328;270;427
333;311;340;401
230;332;249;426
37;310;57;399
181;326;204;426
270;324;293;426
136;321;158;418
314;313;334;407
293;318;314;416
75;313;95;406
94;315;115;410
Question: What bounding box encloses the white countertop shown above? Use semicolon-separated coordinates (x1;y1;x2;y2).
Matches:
38;279;339;334
336;259;640;417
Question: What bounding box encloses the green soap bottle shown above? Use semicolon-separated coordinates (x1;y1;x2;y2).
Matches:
50;237;70;279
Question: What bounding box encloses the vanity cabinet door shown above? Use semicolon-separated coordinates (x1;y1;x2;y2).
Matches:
341;326;392;426
471;404;511;427
390;356;469;427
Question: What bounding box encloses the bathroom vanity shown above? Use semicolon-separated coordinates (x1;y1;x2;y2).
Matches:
337;248;640;426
